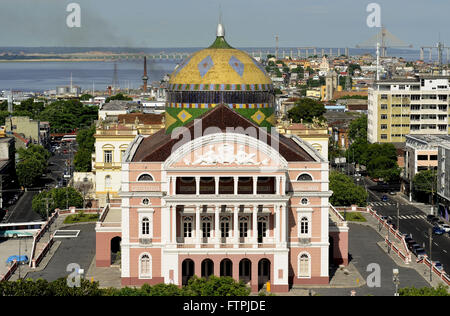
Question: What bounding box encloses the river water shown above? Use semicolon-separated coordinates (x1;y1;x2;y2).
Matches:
0;60;178;92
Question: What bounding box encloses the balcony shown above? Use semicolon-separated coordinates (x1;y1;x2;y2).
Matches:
175;243;276;249
128;182;163;192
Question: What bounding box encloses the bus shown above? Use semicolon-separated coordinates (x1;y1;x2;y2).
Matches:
0;222;45;238
61;134;77;142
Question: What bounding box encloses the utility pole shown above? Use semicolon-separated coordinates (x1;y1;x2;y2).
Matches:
397;202;400;232
429;227;433;282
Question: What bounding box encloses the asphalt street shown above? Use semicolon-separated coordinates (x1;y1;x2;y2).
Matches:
25;223;96;282
314;223;430;296
4;142;76;223
357;175;450;273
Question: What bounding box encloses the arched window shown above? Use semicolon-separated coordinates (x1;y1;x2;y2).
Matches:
298;253;310;278
300;217;309;235
140;254;151;278
138;174;154;182
142;217;150;235
297;173;313;181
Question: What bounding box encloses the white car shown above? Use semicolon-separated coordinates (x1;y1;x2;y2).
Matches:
439;224;450;233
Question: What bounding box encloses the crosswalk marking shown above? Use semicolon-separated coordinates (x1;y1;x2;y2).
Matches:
387;215;427;220
369;202;409;207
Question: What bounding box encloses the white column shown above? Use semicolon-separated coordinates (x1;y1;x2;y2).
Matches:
171;205;176;244
215;205;220;244
196;176;200;195
253;176;258;195
233;205;239;245
171;176;176;195
281;204;286;245
234;176;238;195
253;204;258;244
281;176;286;195
276;176;280;195
275;204;280;246
215;177;219;195
196;205;201;245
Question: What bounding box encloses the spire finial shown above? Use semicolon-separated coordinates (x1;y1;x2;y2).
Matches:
217;5;225;37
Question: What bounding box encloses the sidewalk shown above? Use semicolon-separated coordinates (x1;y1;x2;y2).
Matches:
359;212;448;289
85;256;122;288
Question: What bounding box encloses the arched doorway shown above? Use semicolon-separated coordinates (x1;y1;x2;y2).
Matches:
201;259;214;279
239;259;251;284
110;236;121;265
258;259;271;289
220;259;233;277
182;259;195;286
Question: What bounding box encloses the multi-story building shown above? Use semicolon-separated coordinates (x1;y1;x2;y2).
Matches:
368;75;450;143
403;134;449;198
437;143;450;221
4;116;50;149
93;113;164;207
95;23;348;292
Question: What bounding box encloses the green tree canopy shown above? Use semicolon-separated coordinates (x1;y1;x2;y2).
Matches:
329;171;368;207
105;93;133;103
80;94;93;101
74;125;96;172
32;187;83;218
399;284;449;296
38;100;98;133
16;144;50;187
413;169;436;194
287;98;326;123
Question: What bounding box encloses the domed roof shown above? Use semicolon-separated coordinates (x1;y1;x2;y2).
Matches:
169;24;272;90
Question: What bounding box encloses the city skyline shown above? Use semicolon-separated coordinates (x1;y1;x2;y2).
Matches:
0;0;449;48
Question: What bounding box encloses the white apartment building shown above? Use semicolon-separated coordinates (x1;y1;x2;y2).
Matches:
368;75;450;143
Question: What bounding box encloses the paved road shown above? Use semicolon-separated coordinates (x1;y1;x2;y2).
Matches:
314;223;430;296
25;223;96;282
358;176;450;273
4;142;76;223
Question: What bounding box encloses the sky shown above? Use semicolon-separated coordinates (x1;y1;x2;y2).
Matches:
0;0;449;48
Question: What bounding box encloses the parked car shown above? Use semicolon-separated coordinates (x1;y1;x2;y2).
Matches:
440;224;450;233
380;216;388;221
427;215;439;223
433;261;444;272
415;248;427;260
433;226;445;235
389;191;396;196
408;242;420;251
6;255;29;266
381;195;388;202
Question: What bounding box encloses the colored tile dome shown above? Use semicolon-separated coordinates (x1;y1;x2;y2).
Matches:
165;23;276;133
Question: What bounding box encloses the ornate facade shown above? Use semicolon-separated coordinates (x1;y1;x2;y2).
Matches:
95;24;348;292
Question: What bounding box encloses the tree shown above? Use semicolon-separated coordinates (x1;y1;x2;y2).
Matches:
361;143;400;182
16;144;50;187
287;98;326;123
80;94;93;101
413;169;437;203
181;276;251;296
329;171;368;207
38;100;98;133
32;187;83;218
399;284;449;296
105;93;132;104
74;125;96;172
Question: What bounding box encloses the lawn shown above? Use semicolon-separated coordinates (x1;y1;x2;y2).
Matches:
339;212;367;222
63;213;99;224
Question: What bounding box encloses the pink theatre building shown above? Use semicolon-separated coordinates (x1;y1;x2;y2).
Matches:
95;24;348;292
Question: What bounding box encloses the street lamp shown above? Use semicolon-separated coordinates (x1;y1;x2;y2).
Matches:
393;269;400;296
